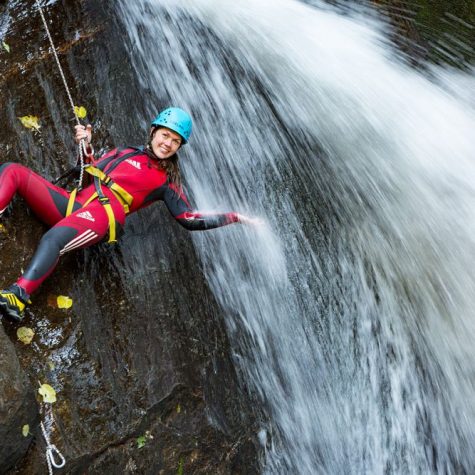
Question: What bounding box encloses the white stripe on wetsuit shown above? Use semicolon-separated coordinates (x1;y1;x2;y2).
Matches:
60;230;98;255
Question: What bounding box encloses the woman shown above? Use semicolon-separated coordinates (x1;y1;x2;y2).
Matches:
0;107;260;322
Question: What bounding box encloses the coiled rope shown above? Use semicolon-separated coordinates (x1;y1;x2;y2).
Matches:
36;0;88;188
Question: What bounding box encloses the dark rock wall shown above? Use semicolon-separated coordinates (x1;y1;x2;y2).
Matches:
0;1;258;473
0;328;38;474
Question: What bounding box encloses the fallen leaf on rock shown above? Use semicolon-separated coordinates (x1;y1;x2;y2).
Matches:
2;42;10;53
136;431;153;449
17;327;35;345
57;295;73;309
38;383;57;404
74;106;87;119
48;294;73;309
22;425;30;437
0;224;7;233
18;115;40;131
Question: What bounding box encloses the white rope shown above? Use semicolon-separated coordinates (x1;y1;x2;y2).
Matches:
35;0;88;188
34;3;78;470
40;406;66;475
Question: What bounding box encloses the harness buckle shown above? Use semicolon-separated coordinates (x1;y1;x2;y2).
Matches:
98;196;110;205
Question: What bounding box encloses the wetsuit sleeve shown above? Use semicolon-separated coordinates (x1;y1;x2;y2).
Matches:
163;183;240;231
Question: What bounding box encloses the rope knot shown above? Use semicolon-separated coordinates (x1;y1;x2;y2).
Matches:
46;444;66;469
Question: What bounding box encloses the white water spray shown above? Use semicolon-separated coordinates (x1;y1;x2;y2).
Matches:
119;0;475;472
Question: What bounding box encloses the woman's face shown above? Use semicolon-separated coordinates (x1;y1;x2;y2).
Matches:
150;127;183;159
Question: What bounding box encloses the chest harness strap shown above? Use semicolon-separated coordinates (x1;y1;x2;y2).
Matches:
65;150;139;243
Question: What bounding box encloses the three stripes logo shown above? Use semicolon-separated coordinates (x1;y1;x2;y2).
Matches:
77;211;95;222
60;230;98;255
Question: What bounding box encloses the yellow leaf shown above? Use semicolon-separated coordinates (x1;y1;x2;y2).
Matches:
47;360;55;371
18;115;40;131
17;327;35;345
22;424;30;437
38;383;57;404
57;295;73;309
74;106;87;119
2;42;10;53
0;224;6;234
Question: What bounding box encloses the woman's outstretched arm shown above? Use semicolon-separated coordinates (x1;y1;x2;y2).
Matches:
162;182;260;230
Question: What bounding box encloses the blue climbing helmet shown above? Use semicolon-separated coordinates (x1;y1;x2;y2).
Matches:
151;107;192;143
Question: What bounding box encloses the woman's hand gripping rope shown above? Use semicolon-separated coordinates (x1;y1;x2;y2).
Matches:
74;124;92;145
74;124;94;175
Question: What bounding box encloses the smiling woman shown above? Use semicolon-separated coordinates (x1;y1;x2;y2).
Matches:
149;107;190;190
0;107;262;323
153;128;183;156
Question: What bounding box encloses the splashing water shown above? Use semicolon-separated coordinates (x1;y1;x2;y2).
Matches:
118;0;475;472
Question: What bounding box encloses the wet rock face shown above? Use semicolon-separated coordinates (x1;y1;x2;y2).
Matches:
0;326;38;473
0;1;258;473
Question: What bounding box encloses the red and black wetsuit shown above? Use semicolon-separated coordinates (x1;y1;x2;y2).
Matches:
0;147;239;296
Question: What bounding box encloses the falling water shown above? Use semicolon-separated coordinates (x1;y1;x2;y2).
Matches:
118;0;475;472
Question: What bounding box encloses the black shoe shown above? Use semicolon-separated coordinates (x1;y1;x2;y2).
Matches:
0;284;30;322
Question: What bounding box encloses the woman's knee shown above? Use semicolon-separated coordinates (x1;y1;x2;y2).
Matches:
0;162;30;181
39;226;79;253
0;162;16;175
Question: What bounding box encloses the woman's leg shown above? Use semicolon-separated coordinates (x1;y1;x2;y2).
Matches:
0;162;77;224
0;200;112;321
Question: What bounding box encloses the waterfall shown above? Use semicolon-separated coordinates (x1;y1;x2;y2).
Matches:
117;0;475;472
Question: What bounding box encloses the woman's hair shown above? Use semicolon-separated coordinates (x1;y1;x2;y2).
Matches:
148;127;183;192
157;153;182;192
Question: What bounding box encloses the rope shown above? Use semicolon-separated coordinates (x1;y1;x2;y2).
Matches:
35;0;88;188
40;405;66;475
34;3;77;471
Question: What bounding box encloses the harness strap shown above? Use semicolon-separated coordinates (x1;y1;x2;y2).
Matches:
66;188;78;217
84;166;133;211
65;185;119;244
101;148;143;174
64;148;144;244
92;175;117;243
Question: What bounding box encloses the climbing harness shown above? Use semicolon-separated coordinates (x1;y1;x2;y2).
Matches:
35;0;91;189
64;149;138;243
40;404;66;475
